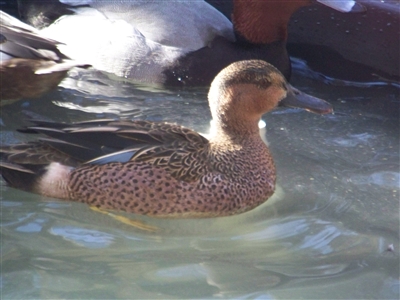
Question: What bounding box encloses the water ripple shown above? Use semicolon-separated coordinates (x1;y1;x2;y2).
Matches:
49;226;115;248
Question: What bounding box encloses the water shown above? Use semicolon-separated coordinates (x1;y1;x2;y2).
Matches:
1;62;399;299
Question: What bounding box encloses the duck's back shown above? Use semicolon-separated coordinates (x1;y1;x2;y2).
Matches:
19;0;234;84
89;1;234;50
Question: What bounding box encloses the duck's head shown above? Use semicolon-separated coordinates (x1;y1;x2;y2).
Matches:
208;60;287;137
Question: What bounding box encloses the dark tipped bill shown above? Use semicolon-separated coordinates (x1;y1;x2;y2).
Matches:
280;84;333;114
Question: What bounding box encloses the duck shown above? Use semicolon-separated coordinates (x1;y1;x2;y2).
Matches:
17;0;364;87
0;11;90;101
2;60;293;218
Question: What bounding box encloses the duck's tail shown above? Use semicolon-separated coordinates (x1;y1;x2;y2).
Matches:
1;158;74;199
0;140;78;197
0;161;44;192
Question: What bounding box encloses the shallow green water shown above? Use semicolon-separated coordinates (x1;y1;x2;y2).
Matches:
1;64;399;299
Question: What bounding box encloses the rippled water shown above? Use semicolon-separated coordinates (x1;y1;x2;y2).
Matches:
1;61;399;299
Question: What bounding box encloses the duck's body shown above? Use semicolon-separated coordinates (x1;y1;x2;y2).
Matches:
18;0;363;86
0;11;89;100
19;0;235;85
1;60;288;218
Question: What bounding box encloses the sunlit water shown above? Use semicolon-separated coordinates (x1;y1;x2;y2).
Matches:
1;60;399;299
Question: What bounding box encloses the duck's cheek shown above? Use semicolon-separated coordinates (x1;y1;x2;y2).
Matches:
263;86;288;111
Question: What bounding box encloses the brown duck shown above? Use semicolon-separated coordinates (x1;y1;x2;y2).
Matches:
2;60;297;218
0;11;89;101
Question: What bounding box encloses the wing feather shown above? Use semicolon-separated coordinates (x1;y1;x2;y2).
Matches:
2;119;211;182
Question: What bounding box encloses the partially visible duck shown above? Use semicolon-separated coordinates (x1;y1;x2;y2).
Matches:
1;60;294;218
18;0;363;87
0;11;90;101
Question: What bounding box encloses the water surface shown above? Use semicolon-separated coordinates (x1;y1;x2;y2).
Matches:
1;62;399;299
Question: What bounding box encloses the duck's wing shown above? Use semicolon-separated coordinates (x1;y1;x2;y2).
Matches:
0;11;67;62
1;119;210;182
89;0;234;50
0;11;90;100
21;0;234;51
17;1;234;83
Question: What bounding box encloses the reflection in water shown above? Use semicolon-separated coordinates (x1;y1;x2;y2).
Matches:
49;226;115;248
291;57;400;89
351;172;399;189
327;132;376;147
0;62;399;299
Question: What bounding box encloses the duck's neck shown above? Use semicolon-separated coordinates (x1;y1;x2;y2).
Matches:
208;112;261;149
232;0;310;45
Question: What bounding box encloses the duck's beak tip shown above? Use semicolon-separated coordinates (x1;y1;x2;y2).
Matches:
281;84;333;115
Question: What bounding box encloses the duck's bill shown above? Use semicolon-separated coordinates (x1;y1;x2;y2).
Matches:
316;0;366;13
280;84;333;114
